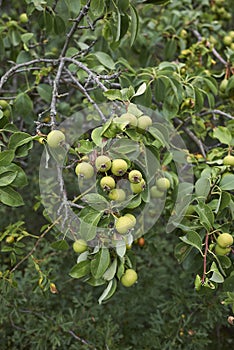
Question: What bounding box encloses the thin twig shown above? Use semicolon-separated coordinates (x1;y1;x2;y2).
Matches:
202;232;209;284
50;59;65;126
192;29;227;65
174;117;207;157
0;59;58;90
64;57;108;91
199;109;234;120
10;219;60;273
68;330;97;349
60;0;91;57
64;67;107;121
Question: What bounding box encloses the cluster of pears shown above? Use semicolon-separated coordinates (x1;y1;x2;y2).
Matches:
75;155;146;235
0;99;11;119
75;155;146;194
150;176;171;198
223;31;234;50
103;112;153;139
215;233;233;256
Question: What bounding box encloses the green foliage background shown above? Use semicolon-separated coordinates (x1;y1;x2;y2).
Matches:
0;0;234;349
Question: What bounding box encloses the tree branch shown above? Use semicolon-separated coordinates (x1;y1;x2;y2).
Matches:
202;232;209;284
64;67;107;121
199;109;234;120
0;59;58;90
174;117;207;158
60;0;91;57
192;29;227;66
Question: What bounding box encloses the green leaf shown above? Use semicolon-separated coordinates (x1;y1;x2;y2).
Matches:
148;126;169;148
67;0;81;15
50;240;69;251
103;89;122;101
179;230;203;253
91;248;110;279
117;258;125;280
129;4;139;46
109;138;140;156
103;258;117;281
0;171;17;187
0;186;24;207
69;260;91;279
14;93;33;119
195;177;210;199
219;174;234;190
209;262;224;283
223;275;234;292
82;193;109;211
115;9;121;42
2;163;28;188
116;240;126;258
79;208;102;241
21;33;34;43
0;150;15;166
133;83;147;97
174;242;193;263
215;191;230;214
91;127;107;147
90;0;104;16
195;201;214;230
213;126;232;145
126;194;142;209
94;52;115;70
86;276;106;286
143;0;170;4
8;132;32;150
98;278;117;304
36;84;52;103
53;15;66;34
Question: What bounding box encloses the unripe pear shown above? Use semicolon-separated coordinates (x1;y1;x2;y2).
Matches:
155;177;170;191
124;213;136;226
95;155;112;172
109;188;126;202
217;233;233;248
223;35;232;46
150;186;164;198
130;179;146;193
0;100;9;110
121;269;138;287
6;236;14;244
220;79;228;93
47;130;65;148
115;215;134;234
215;244;231;256
118;113;138;127
180;29;188;39
75;162;94;179
223;155;234;166
19;13;29;23
137;115;152;130
73;239;88;253
111;159;128;176
229;30;234;39
128;170;143;183
100;176;116;191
